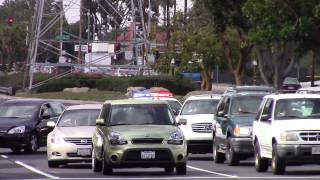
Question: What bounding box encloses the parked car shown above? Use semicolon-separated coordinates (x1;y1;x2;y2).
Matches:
253;93;320;174
92;99;187;175
176;94;221;154
282;77;301;93
296;86;320;94
213;91;269;165
0;99;65;153
47;104;102;168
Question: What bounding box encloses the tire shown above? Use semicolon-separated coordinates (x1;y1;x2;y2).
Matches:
11;148;22;153
48;161;60;168
176;163;187;175
213;139;224;163
92;148;102;172
101;150;112;175
24;134;38;153
254;141;268;172
165;166;174;173
272;143;285;175
225;137;239;166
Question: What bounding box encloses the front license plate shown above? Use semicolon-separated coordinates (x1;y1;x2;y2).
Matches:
312;147;320;154
77;148;91;156
141;151;155;159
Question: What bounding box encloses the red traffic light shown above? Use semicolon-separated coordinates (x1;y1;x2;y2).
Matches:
7;16;14;25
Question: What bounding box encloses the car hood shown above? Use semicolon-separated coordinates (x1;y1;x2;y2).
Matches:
0;117;34;131
274;119;320;131
53;126;96;138
178;114;214;123
109;125;179;140
229;114;256;127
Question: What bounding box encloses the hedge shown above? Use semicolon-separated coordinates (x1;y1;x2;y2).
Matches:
35;75;198;95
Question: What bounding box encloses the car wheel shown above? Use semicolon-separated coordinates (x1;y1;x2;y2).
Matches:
165;166;174;173
11;148;22;153
25;134;38;153
48;161;60;168
176;163;187;175
254;140;268;172
225;137;239;166
272;143;285;175
92;148;102;172
213;139;224;163
101;150;112;175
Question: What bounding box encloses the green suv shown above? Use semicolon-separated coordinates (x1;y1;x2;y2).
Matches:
92;99;187;175
213;91;268;166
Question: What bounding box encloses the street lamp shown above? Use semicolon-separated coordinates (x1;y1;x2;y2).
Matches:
252;60;258;85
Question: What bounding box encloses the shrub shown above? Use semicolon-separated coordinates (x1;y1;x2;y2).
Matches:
36;79;77;93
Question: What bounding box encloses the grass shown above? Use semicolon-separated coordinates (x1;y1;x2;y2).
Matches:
16;89;185;102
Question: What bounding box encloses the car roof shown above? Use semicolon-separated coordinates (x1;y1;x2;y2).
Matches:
104;99;167;105
264;93;320;100
224;91;270;97
66;104;102;110
224;85;274;94
2;98;55;105
185;94;221;101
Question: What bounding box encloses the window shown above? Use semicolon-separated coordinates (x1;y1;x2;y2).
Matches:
50;102;65;116
40;104;53;117
100;104;111;121
261;99;273;122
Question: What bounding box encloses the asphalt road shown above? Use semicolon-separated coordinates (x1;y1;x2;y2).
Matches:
2;147;320;180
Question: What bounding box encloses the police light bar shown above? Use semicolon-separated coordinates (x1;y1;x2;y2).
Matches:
132;90;152;99
151;90;173;99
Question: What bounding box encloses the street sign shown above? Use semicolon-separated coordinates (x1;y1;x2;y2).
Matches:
74;45;88;52
55;35;70;40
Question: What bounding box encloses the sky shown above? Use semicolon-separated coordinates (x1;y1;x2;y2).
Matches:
0;0;192;24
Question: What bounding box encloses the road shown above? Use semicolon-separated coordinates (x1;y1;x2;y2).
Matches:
2;148;320;180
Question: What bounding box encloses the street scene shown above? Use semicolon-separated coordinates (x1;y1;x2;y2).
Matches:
2;0;320;180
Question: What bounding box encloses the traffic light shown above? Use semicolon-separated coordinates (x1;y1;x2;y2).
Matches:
7;16;14;26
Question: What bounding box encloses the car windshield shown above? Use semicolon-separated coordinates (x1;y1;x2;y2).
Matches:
0;104;38;118
109;104;174;126
231;96;263;115
180;99;219;115
275;98;320;120
283;77;299;85
57;109;100;127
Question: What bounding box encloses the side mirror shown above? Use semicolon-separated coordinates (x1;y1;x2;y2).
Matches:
177;118;187;125
96;118;105;126
261;114;271;122
46;121;55;128
172;109;180;116
217;111;224;117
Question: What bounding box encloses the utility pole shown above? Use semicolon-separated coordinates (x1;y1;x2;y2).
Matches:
59;0;64;58
78;0;83;64
130;0;137;65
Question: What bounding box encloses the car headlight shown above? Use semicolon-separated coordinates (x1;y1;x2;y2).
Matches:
108;131;127;145
168;130;184;145
280;132;299;141
50;134;64;144
234;127;251;137
8;126;26;134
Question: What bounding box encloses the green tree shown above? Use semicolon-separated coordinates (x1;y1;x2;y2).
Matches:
204;0;252;85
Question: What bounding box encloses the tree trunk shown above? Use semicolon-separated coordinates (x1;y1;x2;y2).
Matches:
200;65;213;91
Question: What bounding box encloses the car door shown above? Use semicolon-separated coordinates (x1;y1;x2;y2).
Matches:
258;98;274;158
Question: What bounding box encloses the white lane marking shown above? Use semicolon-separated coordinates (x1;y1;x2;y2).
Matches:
45;177;320;180
1;155;8;159
187;165;237;178
15;161;59;179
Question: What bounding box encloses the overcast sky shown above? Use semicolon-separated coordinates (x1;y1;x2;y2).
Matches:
0;0;192;23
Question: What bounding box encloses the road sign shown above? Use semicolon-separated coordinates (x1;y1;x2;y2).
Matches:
55;35;70;40
74;45;88;52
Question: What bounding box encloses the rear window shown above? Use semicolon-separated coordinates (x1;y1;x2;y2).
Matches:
109;104;174;126
180;99;219;115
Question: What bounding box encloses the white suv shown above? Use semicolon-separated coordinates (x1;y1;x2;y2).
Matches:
253;93;320;174
176;94;221;154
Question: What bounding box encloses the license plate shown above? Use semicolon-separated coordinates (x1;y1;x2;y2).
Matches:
77;148;91;156
288;86;295;90
141;151;155;159
312;147;320;154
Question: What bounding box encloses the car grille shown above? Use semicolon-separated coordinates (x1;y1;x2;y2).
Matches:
131;138;163;144
191;123;212;133
300;132;320;141
67;153;91;157
124;150;172;161
64;138;92;145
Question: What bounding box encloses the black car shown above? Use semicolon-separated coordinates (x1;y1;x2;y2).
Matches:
282;77;301;93
0;99;65;153
212;91;268;166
